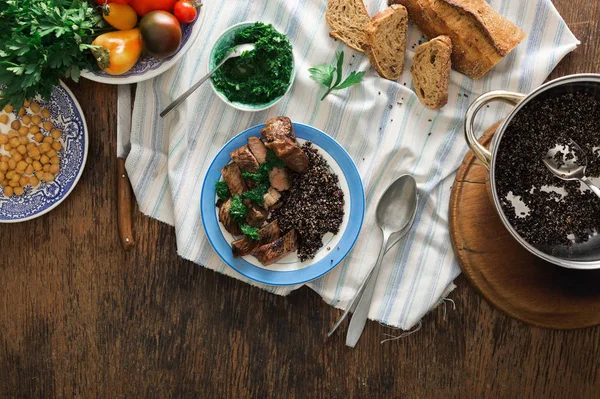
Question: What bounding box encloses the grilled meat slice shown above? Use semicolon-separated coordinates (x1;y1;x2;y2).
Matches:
263;187;281;209
269;167;291;191
260;116;309;173
245;204;268;227
264;139;309;173
221;163;247;195
252;229;299;266
218;198;242;236
232;220;281;258
260;116;295;142
230;145;260;173
247;137;268;164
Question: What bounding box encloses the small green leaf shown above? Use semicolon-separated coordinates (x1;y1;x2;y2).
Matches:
308;63;335;88
333;50;344;87
333;71;365;91
239;223;260;240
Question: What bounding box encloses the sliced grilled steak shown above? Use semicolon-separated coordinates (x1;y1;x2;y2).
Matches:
252;229;299;265
260;116;309;173
218;198;242;236
247;137;268;164
269;167;291;191
221;163;247;195
230;145;259;173
263;187;281;209
231;220;281;258
245;204;268;227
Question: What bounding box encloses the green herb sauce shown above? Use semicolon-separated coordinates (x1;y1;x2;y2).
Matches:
212;23;293;104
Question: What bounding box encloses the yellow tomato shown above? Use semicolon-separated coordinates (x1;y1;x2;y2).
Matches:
102;3;138;30
91;29;143;75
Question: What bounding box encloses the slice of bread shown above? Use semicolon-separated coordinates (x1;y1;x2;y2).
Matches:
363;5;408;81
411;35;453;109
326;0;371;52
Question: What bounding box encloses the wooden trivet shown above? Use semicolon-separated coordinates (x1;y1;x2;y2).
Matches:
449;123;600;329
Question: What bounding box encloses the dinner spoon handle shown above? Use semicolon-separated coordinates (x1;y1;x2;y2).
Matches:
160;59;227;118
581;177;600;199
345;229;391;348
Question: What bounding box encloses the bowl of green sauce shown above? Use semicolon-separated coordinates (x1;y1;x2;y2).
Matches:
209;22;295;112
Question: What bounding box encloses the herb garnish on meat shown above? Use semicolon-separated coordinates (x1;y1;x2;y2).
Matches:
215;181;231;200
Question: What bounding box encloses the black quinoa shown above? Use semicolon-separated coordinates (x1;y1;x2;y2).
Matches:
270;142;345;261
495;89;600;251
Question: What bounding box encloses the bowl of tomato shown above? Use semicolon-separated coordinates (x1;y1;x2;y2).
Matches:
81;0;205;85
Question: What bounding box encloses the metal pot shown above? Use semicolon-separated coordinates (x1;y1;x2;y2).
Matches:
464;74;600;270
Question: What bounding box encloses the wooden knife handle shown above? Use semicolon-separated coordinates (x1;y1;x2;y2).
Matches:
117;157;135;250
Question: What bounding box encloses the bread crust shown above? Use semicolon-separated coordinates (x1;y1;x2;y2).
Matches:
411;35;452;108
326;0;371;52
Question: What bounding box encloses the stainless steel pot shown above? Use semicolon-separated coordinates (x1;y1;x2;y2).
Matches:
464;74;600;270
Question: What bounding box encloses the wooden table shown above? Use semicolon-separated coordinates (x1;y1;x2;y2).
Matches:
2;2;600;397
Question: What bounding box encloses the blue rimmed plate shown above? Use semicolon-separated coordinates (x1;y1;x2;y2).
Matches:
201;123;365;286
0;81;88;223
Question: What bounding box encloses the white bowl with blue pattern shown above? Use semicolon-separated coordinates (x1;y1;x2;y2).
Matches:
201;123;365;286
81;6;205;85
0;82;88;223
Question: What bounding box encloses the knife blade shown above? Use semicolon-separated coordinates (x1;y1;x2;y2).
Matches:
117;84;135;250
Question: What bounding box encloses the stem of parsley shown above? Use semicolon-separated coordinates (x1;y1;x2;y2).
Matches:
309;51;365;101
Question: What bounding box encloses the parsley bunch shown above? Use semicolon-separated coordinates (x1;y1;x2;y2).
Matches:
309;51;365;101
0;0;106;109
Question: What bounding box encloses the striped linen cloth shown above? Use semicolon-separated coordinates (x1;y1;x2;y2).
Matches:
126;0;579;329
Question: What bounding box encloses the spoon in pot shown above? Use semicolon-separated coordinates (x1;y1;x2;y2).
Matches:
160;43;256;118
543;139;600;199
334;175;418;348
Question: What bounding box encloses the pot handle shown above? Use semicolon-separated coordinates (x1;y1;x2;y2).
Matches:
464;90;527;170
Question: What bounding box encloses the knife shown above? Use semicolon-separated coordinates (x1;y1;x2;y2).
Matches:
117;84;135;250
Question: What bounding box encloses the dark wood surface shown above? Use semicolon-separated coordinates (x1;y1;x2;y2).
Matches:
1;1;600;397
450;124;600;330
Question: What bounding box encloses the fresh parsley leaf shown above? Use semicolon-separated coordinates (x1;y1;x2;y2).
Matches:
308;51;365;101
239;223;260;241
264;150;286;170
229;194;248;223
242;184;269;206
241;171;264;184
215;180;231;200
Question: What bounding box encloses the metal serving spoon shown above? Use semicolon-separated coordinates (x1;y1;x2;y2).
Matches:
160;43;256;118
328;175;418;347
543;140;600;199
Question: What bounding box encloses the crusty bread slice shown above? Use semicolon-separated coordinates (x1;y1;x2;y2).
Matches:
363;5;408;81
411;35;453;109
390;0;525;79
326;0;371;52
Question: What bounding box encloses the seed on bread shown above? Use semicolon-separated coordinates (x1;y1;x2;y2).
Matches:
326;0;371;52
363;4;408;81
411;35;453;109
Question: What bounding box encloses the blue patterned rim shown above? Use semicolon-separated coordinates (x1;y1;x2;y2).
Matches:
0;82;88;223
200;123;365;286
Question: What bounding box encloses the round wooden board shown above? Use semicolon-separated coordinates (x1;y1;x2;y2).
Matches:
450;123;600;329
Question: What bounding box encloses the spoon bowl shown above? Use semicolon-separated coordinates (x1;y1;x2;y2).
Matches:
376;175;418;233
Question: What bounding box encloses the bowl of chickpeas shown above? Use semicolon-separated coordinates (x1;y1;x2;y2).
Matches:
0;81;88;223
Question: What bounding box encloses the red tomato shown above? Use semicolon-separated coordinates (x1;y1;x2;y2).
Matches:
129;0;177;16
94;0;131;4
173;1;197;24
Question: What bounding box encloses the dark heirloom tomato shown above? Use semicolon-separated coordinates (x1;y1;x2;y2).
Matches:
139;11;182;59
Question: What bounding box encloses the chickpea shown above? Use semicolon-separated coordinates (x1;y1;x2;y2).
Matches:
46;150;57;159
49;164;60;174
51;142;62;152
44;172;54;182
19;176;28;186
18;136;28;146
25;157;33;165
34;133;44;143
17;145;27;155
4;186;14;197
0;114;8;124
0;134;7;144
9;138;19;147
30;102;40;113
8;130;19;138
3;104;14;113
0;162;7;172
4;144;12;152
29;125;40;134
40;155;50;165
10;120;21;130
12;153;22;163
51;129;62;140
13;186;24;196
8;180;19;188
21;115;31;125
41;108;51;118
0;179;8;187
26;142;35;151
6;170;14;179
43;164;50;172
0;172;4;181
31;115;42;125
8;159;16;170
16;161;27;172
42;121;53;131
0;156;7;162
33;161;42;172
43;136;53;144
29;147;40;158
18;126;29;136
39;143;51;153
50;156;60;165
17;108;25;117
29;176;39;187
25;165;34;175
11;173;20;183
